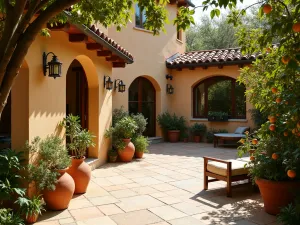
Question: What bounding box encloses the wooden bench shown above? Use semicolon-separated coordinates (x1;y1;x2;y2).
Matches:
203;156;250;197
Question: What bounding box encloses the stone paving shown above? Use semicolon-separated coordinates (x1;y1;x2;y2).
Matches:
35;142;279;225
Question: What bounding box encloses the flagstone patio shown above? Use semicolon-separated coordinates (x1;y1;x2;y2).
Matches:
35;142;279;225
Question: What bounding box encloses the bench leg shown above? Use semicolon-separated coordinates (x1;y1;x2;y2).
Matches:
204;158;208;190
226;162;232;197
214;136;217;148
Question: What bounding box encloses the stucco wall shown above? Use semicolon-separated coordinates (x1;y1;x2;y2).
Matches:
169;66;255;134
109;4;185;136
12;30;113;166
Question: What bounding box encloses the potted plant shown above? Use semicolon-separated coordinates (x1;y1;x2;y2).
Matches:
182;132;189;143
60;115;95;194
132;135;149;159
108;149;118;163
190;123;207;142
16;195;45;224
208;111;228;121
0;209;24;225
157;112;186;142
106;116;138;162
27;136;74;210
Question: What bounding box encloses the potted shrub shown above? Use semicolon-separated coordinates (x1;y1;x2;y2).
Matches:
108;149;118;163
132;135;149;159
190;123;207;143
27;136;74;210
182;132;189;143
16;195;45;224
208;111;228;121
157;112;186;142
106;116;138;162
0;209;24;225
60;115;95;194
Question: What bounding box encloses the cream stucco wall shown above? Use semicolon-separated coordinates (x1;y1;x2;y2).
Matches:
12;30;113;166
109;4;185;136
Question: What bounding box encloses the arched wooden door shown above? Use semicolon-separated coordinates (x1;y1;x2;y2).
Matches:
129;77;156;137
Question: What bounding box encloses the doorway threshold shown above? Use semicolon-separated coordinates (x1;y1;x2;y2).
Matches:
85;157;101;170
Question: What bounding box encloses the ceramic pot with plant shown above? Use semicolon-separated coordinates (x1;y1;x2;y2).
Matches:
16;195;45;224
108;149;118;163
157;112;186;143
61;115;95;194
27;136;74;210
190;123;207;143
133;135;149;159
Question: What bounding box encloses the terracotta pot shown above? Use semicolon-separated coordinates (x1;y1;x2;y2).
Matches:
43;168;75;210
109;155;118;163
118;139;135;162
255;178;300;215
67;157;91;194
168;130;180;142
135;151;144;159
194;135;202;143
183;138;188;143
26;213;38;224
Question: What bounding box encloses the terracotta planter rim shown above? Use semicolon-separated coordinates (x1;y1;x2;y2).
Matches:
256;178;300;184
57;167;69;174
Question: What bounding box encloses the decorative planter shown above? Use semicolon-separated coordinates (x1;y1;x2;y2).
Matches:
183;138;188;143
208;115;228;122
167;130;180;142
135;151;144;159
255;178;300;215
193;135;202;143
43;168;75;210
118;139;135;162
67;157;91;194
26;214;39;224
109;155;118;163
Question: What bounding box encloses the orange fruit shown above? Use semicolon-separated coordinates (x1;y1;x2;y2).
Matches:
276;98;282;103
272;153;278;160
252;139;258;145
263;4;272;14
282;56;290;65
292;22;300;33
266;47;272;53
240;139;245;144
292;128;299;134
285;101;289;105
284;131;288;136
269;124;276;131
249;149;255;154
287;170;296;179
250;156;255;161
271;87;277;94
269;116;276;123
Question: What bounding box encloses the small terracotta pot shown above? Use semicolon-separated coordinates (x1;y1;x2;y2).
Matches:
67;157;91;194
109;155;118;163
26;213;39;224
256;178;300;215
43;168;75;210
168;130;180;143
194;135;201;143
118;139;135;162
135;151;144;159
183;138;188;143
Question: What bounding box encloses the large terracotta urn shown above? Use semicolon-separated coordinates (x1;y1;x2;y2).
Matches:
256;178;300;215
43;168;75;210
118;139;135;162
67;157;91;194
168;130;180;142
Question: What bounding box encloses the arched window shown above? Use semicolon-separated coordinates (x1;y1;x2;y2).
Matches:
193;76;246;119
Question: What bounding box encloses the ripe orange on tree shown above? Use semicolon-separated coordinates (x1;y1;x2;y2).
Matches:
240;139;245;144
269;116;276;123
287;170;296;179
262;4;272;14
252;139;258;145
292;22;300;33
272;153;278;160
275;98;282;103
292;128;298;134
269;124;276;131
284;131;288;136
250;156;255;161
271;87;277;94
281;56;290;65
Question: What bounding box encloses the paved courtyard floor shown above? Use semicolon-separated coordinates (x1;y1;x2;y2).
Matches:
36;143;279;225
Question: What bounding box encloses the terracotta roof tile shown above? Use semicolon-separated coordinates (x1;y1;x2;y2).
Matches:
166;48;259;68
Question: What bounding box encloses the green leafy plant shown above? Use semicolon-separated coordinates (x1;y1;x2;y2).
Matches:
206;128;228;143
112;106;129;127
15;195;45;220
108;149;118;157
0;209;24;225
60;114;95;159
27;136;71;192
132;136;149;153
277;194;300;225
190;123;207;136
157;112;186;132
131;113;148;137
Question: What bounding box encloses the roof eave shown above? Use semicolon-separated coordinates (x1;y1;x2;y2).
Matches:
166;60;254;69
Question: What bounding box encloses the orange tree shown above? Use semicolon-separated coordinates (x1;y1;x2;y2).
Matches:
236;0;300;182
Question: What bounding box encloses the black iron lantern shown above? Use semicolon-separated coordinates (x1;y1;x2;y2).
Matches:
114;79;126;93
166;84;174;94
104;75;113;90
43;52;62;79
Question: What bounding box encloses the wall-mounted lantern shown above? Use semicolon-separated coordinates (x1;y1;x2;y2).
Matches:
103;75;113;90
114;79;126;93
166;84;174;94
43;52;62;79
166;74;173;80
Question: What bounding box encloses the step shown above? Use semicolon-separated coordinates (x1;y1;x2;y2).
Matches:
148;137;163;145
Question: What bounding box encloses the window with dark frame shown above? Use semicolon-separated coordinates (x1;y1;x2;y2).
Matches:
135;4;147;29
177;28;182;41
193;76;246;119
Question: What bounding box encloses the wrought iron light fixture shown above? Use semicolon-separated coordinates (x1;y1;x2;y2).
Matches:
166;74;173;80
43;52;62;79
166;84;174;94
114;79;126;93
103;75;113;90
